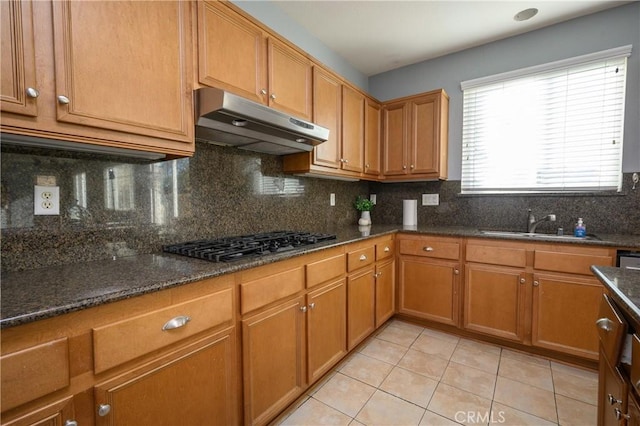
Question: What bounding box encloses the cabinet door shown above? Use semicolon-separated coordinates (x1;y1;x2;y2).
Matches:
1;396;74;426
311;66;341;169
267;38;312;120
347;267;376;350
464;264;525;342
626;391;640;426
598;357;627;426
383;101;408;176
243;296;306;426
364;98;381;176
399;257;459;326
197;1;267;103
307;279;347;383
94;331;237;426
410;94;440;174
375;259;395;328
532;273;603;359
341;85;364;172
51;1;193;143
1;0;38;116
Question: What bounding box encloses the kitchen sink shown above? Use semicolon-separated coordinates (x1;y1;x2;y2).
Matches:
479;230;600;241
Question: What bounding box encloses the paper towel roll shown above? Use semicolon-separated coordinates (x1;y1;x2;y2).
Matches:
403;199;417;227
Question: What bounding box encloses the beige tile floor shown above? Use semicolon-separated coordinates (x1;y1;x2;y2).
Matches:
277;319;598;426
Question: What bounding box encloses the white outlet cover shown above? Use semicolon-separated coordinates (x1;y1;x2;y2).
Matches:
330;193;336;206
34;185;60;215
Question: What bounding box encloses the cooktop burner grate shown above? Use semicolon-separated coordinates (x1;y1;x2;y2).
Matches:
163;231;337;262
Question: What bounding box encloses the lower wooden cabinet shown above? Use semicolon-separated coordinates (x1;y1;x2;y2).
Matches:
398;256;460;326
375;259;395;327
307;279;347;384
598;355;628;426
95;329;237;426
532;273;604;359
1;396;75;426
347;266;376;350
464;263;526;342
242;296;306;426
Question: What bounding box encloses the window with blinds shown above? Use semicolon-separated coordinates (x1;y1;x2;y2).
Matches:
461;45;631;194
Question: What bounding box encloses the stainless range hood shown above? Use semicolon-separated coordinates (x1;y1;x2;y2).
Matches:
195;87;329;155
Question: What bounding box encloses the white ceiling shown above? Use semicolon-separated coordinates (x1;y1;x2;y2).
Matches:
272;1;632;76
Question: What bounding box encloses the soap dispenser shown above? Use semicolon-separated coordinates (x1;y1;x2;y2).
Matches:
574;218;586;238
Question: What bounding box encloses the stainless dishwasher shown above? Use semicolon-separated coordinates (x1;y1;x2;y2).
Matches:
617;250;640;271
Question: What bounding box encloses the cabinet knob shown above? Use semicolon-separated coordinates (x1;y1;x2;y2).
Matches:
402;165;407;170
423;246;434;252
533;280;539;287
366;164;370;168
384;246;390;252
374;272;382;278
410;164;415;169
162;315;191;331
98;404;111;417
270;93;276;100
57;95;70;105
454;269;460;275
614;408;630;421
260;89;267;95
308;302;315;310
520;278;525;284
608;394;622;405
596;318;614;332
359;254;367;261
26;87;39;98
300;305;308;313
65;421;78;426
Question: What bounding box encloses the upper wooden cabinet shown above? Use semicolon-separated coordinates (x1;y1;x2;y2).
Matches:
1;0;38;117
383;89;449;181
1;0;195;158
340;85;365;173
364;97;382;178
308;66;342;169
197;1;312;120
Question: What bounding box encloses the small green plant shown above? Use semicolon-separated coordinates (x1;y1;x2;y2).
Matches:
354;196;374;211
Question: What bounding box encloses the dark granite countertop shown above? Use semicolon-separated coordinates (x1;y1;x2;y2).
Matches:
2;224;638;329
592;266;640;326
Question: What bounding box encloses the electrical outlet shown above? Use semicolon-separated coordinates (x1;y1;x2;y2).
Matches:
422;193;439;206
369;194;377;204
330;193;336;206
34;185;60;215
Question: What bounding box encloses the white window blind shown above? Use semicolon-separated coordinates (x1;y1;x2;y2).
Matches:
461;46;631;194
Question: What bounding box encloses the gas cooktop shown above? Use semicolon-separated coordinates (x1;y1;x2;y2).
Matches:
163;231;337;262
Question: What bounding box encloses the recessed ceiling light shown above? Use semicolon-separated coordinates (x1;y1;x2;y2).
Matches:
514;8;539;22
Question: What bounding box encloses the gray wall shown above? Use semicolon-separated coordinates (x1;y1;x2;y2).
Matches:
369;2;640;179
231;0;368;91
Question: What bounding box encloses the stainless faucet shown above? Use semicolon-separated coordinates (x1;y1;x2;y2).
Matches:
527;209;556;233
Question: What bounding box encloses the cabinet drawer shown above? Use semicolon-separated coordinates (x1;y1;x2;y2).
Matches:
93;288;233;373
1;337;70;411
466;244;526;267
376;240;394;261
400;239;459;260
534;250;613;275
306;254;345;288
596;294;627;365
631;334;640;393
241;267;304;314
347;246;375;272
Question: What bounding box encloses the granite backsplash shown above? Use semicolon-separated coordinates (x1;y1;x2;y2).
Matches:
0;142;368;272
1;140;638;272
369;177;640;236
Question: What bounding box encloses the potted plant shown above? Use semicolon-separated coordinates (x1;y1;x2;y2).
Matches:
354;196;374;226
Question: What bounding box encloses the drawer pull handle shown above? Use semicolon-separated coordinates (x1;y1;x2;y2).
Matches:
26;87;39;98
596;318;614;332
98;404;111;417
608;394;622;405
384;246;390;252
614;408;630;421
162;315;191;331
423;247;434;252
65;421;78;426
57;95;70;104
359;254;367;261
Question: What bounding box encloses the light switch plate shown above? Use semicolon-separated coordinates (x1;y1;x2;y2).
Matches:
34;185;60;215
330;193;336;206
422;193;439;206
370;194;376;204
